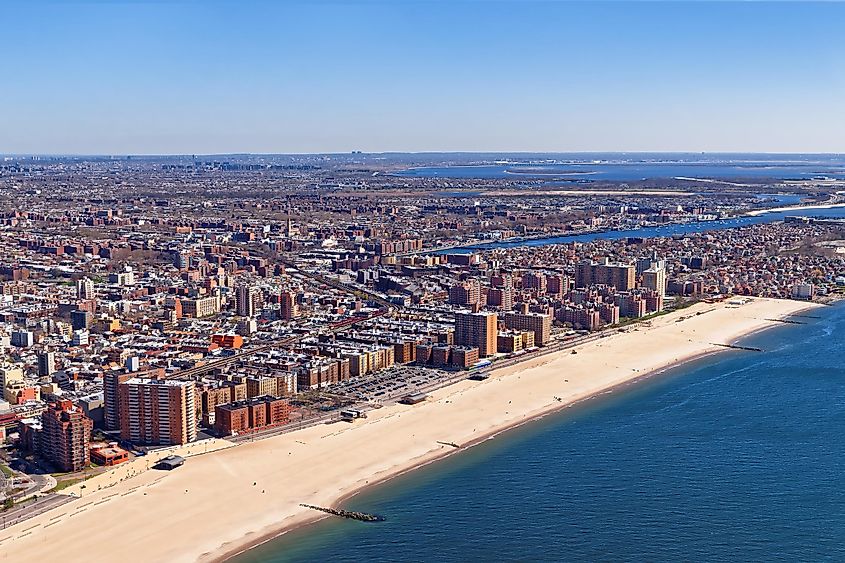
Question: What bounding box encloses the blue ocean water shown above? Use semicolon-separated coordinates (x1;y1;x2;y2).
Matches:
235;302;845;562
395;158;845;181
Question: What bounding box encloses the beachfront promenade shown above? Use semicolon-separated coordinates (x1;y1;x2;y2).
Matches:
0;298;816;563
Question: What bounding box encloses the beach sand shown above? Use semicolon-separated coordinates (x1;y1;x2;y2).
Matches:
484;189;695;197
745;202;845;216
0;297;816;563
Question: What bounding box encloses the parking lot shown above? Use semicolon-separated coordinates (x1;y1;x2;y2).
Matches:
334;365;458;403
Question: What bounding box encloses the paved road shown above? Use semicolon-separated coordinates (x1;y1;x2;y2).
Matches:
13;474;56;502
0;494;73;532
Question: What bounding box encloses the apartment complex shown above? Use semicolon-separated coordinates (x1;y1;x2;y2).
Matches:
503;312;552;346
280;290;299;320
454;310;498;357
40;400;93;472
449;280;481;306
214;395;292;436
642;265;667;297
236;284;262;317
181;295;220;319
575;260;636;291
103;371;132;431
118;378;197;445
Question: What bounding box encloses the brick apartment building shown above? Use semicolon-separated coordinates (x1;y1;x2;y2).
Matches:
214;396;293;436
40;400;93;472
454;310;498;357
118;378;197;445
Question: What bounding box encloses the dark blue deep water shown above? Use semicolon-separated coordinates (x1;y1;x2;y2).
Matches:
236;303;845;562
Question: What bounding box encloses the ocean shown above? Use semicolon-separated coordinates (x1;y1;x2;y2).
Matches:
235;302;845;562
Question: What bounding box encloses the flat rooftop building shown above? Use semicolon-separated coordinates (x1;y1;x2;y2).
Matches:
454;310;498;357
118;378;197;446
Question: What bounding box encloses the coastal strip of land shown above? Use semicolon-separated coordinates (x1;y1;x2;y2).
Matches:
746;201;845;216
0;297;817;563
483;189;695;197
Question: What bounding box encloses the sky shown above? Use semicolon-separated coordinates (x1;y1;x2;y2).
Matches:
1;0;843;155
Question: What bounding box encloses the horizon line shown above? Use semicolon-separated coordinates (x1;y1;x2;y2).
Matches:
3;150;844;158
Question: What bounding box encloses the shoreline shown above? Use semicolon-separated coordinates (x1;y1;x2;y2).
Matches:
211;298;818;562
482;189;695;197
215;299;818;561
220;345;726;562
746;201;845;216
0;298;820;563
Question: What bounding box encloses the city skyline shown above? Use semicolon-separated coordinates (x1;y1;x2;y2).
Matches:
2;0;844;155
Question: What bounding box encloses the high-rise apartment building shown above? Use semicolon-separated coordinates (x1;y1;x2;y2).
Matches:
236;284;262;317
547;275;569;296
40;400;92;472
454;310;498;357
71;310;92;331
76;277;95;300
575;261;592;288
280;290;299;320
486;287;514;310
575;260;636;291
37;351;56;376
490;273;513;288
449;280;481;306
602;263;636;291
642;265;667;297
118;378;197;445
103;370;133;431
521;272;547;293
503;312;552;346
11;330;34;348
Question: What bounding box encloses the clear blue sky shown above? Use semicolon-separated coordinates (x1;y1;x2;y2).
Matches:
1;1;843;155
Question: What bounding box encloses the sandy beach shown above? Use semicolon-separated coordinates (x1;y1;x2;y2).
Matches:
484;189;695;197
0;297;817;563
746;201;845;216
